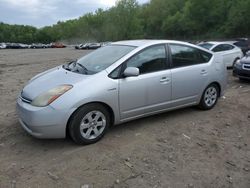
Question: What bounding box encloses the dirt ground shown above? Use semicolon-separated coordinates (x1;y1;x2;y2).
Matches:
0;48;249;188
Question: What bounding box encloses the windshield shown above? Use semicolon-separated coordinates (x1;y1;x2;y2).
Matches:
198;43;214;50
76;45;136;73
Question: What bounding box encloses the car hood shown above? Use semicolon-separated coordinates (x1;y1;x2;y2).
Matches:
241;56;250;64
21;66;89;100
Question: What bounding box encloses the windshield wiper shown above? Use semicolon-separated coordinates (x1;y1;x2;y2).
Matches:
63;60;76;71
76;63;88;73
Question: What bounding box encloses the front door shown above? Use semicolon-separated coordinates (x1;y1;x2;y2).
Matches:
119;44;171;120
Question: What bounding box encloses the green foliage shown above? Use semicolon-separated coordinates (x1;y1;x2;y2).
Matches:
0;0;249;43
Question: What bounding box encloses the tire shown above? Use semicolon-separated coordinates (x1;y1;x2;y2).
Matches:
199;84;219;110
69;103;110;145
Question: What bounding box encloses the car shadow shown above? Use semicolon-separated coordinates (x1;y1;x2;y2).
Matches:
12;106;200;150
109;106;200;134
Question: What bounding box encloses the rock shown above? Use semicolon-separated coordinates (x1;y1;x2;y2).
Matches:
187;183;194;188
156;138;167;143
196;142;205;147
125;157;130;162
248;115;250;119
124;161;133;169
182;133;191;139
47;171;59;181
168;155;175;163
130;173;136;178
225;123;231;127
115;179;120;184
11;180;16;188
227;175;233;184
226;161;236;167
81;184;92;188
135;133;141;136
243;167;249;172
143;158;148;163
0;143;5;147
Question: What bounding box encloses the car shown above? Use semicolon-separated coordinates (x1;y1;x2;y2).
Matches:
17;40;227;144
30;43;46;49
80;43;91;49
51;42;66;48
233;51;250;81
0;43;6;49
87;43;101;49
6;43;22;49
198;41;243;67
75;44;83;49
228;39;250;55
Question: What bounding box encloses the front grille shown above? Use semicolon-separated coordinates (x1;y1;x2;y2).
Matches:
20;96;32;103
243;63;250;70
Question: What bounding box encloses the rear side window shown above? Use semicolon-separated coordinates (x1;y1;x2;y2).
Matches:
212;44;234;52
126;45;167;74
169;44;212;68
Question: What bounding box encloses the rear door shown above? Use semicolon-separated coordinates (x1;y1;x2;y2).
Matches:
119;44;172;120
168;43;212;107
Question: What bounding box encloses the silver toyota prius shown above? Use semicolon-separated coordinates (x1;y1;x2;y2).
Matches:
17;40;227;144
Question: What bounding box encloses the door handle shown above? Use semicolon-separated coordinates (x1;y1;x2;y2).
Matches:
160;77;170;83
201;70;208;75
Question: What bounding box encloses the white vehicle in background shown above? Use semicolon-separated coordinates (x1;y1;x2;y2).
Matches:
0;43;6;49
198;41;243;67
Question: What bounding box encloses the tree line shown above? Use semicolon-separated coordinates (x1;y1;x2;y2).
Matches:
0;0;249;44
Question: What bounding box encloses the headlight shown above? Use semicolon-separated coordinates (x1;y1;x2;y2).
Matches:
234;59;242;67
31;85;73;107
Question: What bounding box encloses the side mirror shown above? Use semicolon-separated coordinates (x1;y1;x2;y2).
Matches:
123;67;139;77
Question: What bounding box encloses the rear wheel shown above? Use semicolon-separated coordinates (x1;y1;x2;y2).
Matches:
199;84;219;110
69;104;110;145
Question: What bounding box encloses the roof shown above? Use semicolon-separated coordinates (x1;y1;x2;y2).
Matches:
205;41;236;45
112;39;189;47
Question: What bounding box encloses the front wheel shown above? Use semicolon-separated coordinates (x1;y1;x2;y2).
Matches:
69;104;110;145
199;84;219;110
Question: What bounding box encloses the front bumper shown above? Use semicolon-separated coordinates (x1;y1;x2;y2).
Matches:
16;97;71;139
233;66;250;80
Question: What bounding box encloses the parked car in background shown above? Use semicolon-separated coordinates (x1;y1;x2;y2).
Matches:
51;42;66;48
80;43;91;49
228;38;250;55
0;43;6;49
75;44;83;49
198;41;243;67
88;43;101;49
17;40;227;144
233;51;250;81
101;42;112;47
30;43;44;49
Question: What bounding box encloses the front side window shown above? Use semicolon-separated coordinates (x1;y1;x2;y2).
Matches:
212;45;224;52
169;44;212;68
125;45;167;74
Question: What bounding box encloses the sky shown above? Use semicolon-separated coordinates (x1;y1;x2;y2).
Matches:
0;0;149;28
